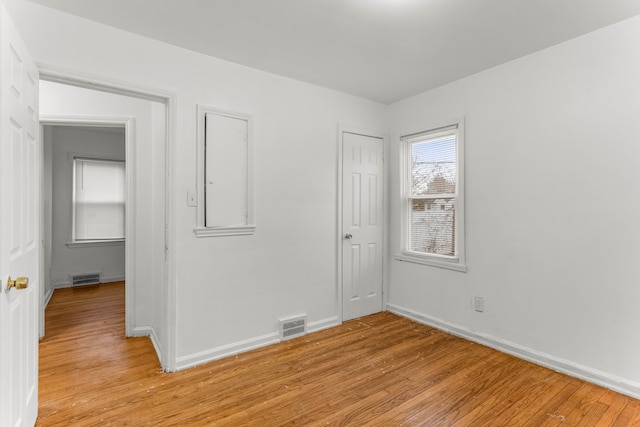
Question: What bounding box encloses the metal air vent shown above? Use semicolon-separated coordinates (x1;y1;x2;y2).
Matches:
71;273;100;287
280;315;307;340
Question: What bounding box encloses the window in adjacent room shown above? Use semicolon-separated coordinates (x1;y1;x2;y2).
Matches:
72;157;125;243
397;118;466;272
194;106;255;237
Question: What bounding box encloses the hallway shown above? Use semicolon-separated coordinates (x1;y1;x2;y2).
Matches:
38;282;160;425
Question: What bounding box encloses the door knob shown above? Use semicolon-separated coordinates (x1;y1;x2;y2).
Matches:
344;234;353;240
7;276;28;290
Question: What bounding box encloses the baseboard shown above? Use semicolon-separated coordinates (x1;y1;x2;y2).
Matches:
52;275;125;289
175;315;341;371
176;331;280;371
52;281;72;289
101;275;125;284
43;288;54;308
148;328;163;367
130;326;163;366
308;316;340;333
387;303;640;399
130;325;153;338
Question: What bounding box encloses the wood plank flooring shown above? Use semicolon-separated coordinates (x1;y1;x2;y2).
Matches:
38;282;640;426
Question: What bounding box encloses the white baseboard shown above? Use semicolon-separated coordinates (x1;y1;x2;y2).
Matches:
52;275;125;289
43;288;54;308
176;331;280;371
52;281;71;289
130;326;163;367
100;275;125;284
387;303;640;400
175;315;342;371
148;328;162;367
130;326;153;337
130;325;153;338
308;316;340;333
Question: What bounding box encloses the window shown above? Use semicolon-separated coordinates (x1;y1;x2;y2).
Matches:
72;158;125;243
194;106;255;237
397;119;466;272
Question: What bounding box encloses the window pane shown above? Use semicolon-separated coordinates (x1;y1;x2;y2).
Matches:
409;198;456;256
400;119;465;269
411;135;456;196
75;159;125;240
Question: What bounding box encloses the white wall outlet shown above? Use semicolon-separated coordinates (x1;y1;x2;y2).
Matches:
187;191;197;207
474;296;485;313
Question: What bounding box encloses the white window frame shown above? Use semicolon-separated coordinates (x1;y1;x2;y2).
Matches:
69;155;126;247
194;105;255;237
396;118;466;272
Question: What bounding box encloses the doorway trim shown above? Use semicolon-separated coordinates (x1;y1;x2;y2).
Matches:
38;63;177;372
336;125;388;322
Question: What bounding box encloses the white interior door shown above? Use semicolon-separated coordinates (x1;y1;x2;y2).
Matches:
0;5;40;426
342;131;384;321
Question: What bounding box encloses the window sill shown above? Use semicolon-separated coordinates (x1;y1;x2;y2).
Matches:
66;240;125;248
395;252;467;273
194;225;256;238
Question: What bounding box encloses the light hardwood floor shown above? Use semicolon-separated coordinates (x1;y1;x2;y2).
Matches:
38;282;640;426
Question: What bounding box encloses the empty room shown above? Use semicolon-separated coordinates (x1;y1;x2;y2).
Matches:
1;0;640;425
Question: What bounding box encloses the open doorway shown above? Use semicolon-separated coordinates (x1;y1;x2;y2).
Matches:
42;123;126;300
38;78;172;369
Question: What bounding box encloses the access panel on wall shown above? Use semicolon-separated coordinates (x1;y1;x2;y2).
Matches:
194;106;255;237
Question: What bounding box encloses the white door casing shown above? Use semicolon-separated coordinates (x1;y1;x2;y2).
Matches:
38;65;177;371
0;5;40;427
341;131;384;321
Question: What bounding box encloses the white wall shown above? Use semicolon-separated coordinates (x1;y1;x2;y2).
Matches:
45;125;125;288
6;0;388;369
39;81;166;351
388;15;640;396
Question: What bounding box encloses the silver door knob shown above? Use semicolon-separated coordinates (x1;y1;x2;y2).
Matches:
344;234;353;239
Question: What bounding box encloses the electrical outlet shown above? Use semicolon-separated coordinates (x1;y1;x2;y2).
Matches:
474;296;485;313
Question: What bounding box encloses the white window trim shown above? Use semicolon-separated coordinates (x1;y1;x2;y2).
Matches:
396;117;467;272
69;153;126;246
194;105;255;238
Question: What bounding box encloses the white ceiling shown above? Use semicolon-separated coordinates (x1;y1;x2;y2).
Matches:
26;0;640;104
